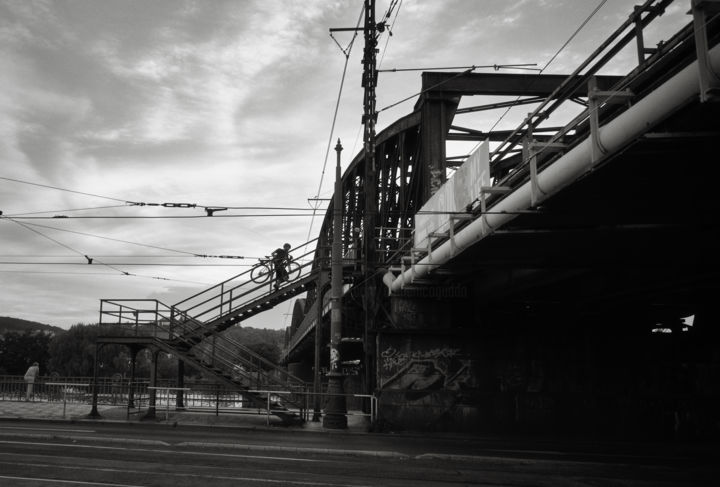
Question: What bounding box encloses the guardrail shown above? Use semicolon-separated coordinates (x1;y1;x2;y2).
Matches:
0;375;377;426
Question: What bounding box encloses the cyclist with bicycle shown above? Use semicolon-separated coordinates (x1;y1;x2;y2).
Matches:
271;243;292;289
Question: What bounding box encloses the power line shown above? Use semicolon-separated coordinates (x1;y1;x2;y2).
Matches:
0;176;131;203
0;269;211;285
306;4;365;243
0;254;260;259
6;205;130;217
378;63;539;73
378;0;403;67
484;0;609;137
0;262;251;267
1;218;199;256
378;67;478;113
2;174;327;216
5;213;323;219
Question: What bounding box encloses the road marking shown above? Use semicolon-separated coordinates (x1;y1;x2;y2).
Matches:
0;439;328;463
0;426;95;433
0;460;374;487
0;475;144;487
177;441;408;458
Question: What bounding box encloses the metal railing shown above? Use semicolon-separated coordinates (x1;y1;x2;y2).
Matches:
172;238;320;326
0;375;147;405
0;375;376;425
98;304;309;396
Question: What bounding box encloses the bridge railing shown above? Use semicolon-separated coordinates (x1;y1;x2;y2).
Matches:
388;0;694;275
489;0;676;177
99;299;175;338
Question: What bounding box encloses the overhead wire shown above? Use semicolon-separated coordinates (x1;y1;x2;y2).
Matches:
378;0;403;67
6;214;326;219
6;205;131;216
2;216;212;284
2;176;327;216
305;4;365;245
0;268;210;285
1;217;252;269
0;176;132;203
1;218;199;256
0;262;252;267
482;0;610;139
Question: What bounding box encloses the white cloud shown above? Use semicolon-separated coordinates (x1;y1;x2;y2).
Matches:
0;0;691;328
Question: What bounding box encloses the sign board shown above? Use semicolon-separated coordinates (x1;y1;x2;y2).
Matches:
414;140;490;249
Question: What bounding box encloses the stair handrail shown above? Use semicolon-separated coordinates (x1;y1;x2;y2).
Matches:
203;327;307;387
165;308;308;389
172;238;319;325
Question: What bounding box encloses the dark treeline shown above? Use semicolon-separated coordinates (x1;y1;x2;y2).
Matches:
0;323;284;378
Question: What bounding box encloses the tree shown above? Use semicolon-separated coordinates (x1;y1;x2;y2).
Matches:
47;324;132;377
0;330;52;375
246;342;281;370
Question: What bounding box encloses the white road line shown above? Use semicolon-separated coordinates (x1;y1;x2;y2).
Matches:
0;460;374;487
0;426;95;433
0;475;144;487
0;439;328;463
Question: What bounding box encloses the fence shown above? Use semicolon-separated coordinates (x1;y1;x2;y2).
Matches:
0;375;377;424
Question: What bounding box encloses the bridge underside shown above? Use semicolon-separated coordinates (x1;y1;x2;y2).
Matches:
440;100;720;323
283;2;720;438
378;84;720;439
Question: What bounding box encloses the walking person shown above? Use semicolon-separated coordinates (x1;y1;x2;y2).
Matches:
24;362;40;401
271;243;292;290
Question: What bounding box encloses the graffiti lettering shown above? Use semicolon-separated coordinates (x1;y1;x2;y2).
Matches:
381;346;460;371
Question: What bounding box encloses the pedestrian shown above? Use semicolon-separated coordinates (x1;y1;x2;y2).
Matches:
24;361;40;401
271;243;292;289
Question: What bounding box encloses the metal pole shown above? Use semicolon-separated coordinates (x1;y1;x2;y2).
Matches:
323;139;348;429
176;359;185;410
88;343;101;418
362;0;378;417
312;279;328;422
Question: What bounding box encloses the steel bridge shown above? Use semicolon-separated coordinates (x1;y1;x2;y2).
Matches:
95;0;720;436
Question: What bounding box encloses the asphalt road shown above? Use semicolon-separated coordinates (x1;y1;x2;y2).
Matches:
0;420;716;486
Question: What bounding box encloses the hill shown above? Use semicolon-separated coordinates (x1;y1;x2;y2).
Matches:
0;316;64;336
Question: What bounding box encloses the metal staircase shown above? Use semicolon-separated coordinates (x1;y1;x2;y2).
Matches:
98;242;321;423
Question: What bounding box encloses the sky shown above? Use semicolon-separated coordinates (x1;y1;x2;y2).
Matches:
0;0;688;330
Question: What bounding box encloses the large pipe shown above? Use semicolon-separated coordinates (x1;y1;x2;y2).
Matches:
390;43;720;294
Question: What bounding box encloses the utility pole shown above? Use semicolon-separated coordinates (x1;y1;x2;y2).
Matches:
328;0;380;428
323;139;347;429
361;0;379;419
362;0;378;278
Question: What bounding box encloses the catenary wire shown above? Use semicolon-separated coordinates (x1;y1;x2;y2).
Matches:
483;0;609;138
0;176;131;203
305;4;365;245
3;216;212;284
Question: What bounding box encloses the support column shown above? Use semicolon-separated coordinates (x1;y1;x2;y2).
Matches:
128;347;138;408
176;359;185;410
313;279;329;422
421;95;449;199
143;350;159;420
88;343;103;418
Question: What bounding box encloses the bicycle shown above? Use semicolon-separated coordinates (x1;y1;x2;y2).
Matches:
250;255;301;284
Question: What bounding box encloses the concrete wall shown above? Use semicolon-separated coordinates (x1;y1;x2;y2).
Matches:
375;297;720;439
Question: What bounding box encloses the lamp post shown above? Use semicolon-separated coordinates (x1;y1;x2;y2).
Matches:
323;139;348;429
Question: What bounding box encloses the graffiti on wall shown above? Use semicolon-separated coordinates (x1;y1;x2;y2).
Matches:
380;344;474;401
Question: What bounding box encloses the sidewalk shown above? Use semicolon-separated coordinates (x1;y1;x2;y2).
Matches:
0;398;371;433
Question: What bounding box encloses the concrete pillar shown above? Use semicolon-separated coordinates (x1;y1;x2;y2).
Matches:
143;350;159;420
176;359;185;410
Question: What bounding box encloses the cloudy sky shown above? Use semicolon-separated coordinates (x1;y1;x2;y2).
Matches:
0;0;688;329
